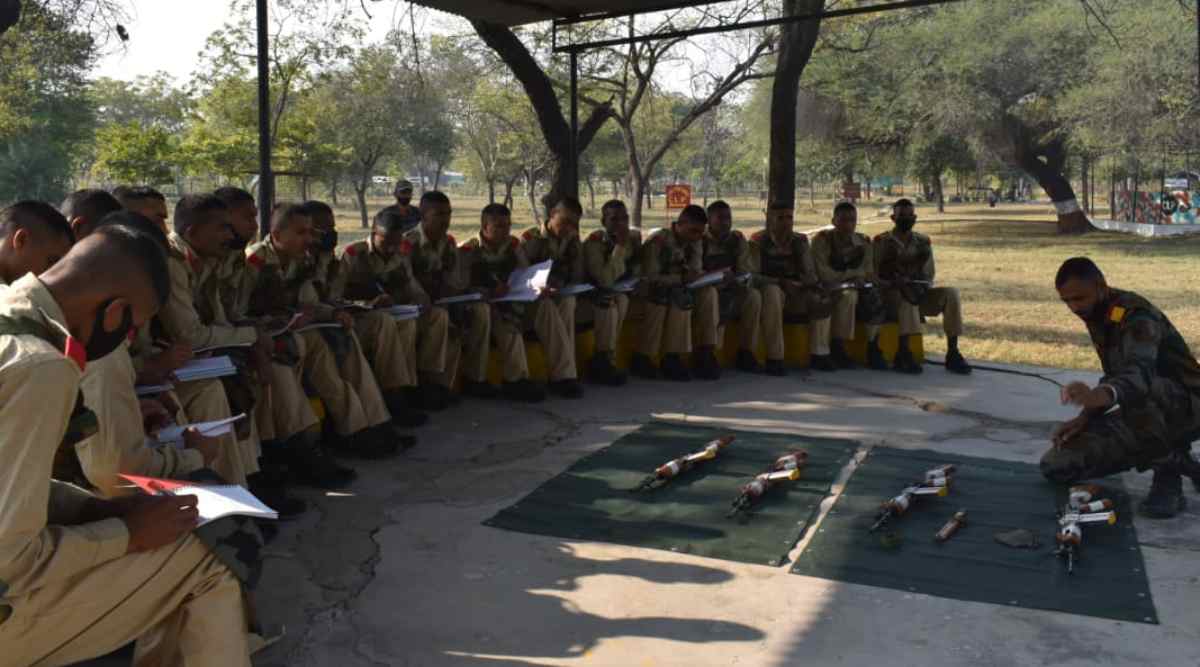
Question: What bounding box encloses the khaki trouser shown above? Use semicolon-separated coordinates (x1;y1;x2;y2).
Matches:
691;286;721;348
173;379;253;485
761;284;813;361
593;294;630;353
0;534;250;667
893;286;964;337
415;307;449;376
636;299;693;357
441;302;491;385
298;329;390;436
809;289;858;355
354;311;415;392
716;287;763;352
259;335;321;443
526;296;577;381
491;308;531;383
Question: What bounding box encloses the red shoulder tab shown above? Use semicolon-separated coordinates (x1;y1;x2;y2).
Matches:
64;336;87;371
509;237;520;250
247;253;265;268
751;230;767;242
588;230;604;242
344;243;360;257
732;229;745;240
446;234;457;246
399;239;414;256
522;228;537;241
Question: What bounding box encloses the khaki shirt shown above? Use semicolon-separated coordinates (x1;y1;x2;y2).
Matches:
160;234;258;349
405;226;465;300
701;228;752;274
0;275;129;597
520;226;584;287
873;229;935;283
214;249;255;323
640;227;702;288
582;229;642;289
335;237;429;306
458;234;529;290
244;237;333;320
76;343;203;498
810;229;874;283
747;230;818;286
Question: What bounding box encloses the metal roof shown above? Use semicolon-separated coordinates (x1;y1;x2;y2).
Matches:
408;0;721;27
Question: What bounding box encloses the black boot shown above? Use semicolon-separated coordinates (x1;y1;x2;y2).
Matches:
329;425;401;460
693;346;721;381
660;353;691;382
764;358;787;376
736;349;762;374
462;380;499;399
866;339;889;370
944;347;973;375
410;384;451;411
286;432;357;488
588;352;628;386
247;473;307;520
893;344;924;375
810;354;836;372
503;378;546;402
548;378;585;399
1139;465;1186;519
1170;447;1200;493
630;353;659;380
830;339;857;370
385;391;430;427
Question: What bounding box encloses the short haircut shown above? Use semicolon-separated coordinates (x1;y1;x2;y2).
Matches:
174;194;229;237
271;202;309;232
1055;257;1105;288
115;186;165;208
551;196;583;217
373;207;411;234
0;200;74;245
298;197;333;218
213;186;255;207
677;204;707;225
60;189;122;225
892;198;915;211
706;200;731;215
600;199;627;219
91;212;171;305
480;203;510;223
833;201;857;216
420;190;450;209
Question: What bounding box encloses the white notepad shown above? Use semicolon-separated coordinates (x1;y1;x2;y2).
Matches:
176;485;278;525
556;283;596;297
155;413;247;445
493;260;553;303
611;277;640;293
686;270;729;289
174;356;237;381
435;293;483;306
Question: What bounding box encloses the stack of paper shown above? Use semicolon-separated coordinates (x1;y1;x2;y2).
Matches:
294;322;343;333
686;270;729;289
435;293;483;306
384;304;422;320
174;356;237;382
192;342;253;355
155;413;246;446
266;313;306;337
611;277;640;293
119;474;278;525
135;383;174;396
493;260;553;303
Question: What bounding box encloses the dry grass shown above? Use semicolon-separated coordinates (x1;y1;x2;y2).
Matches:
330;196;1200;372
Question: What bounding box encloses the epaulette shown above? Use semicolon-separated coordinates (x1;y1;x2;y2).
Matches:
587;230;605;243
751;229;768;242
343;241;366;257
458;238;478;253
1107;304;1126;324
247;253;265;268
509;237;520;250
646;228;667;246
731;229;746;240
399;239;414;256
446;234;457;247
522;227;539;241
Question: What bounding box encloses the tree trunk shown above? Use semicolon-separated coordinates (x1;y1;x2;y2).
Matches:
585;176;596;213
633;179;648;229
300;176;309;202
766;2;824;211
0;0;19;39
434;163;444;191
487;178;496;203
935;175;945;213
988;117;1091;233
354;182;370;229
525;170;542;225
503;177;517;208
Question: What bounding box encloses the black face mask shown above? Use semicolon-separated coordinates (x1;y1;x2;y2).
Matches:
316;229;338;252
86;299;133;360
894;216;917;233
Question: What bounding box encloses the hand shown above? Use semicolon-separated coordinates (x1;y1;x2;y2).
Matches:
540;287;559;299
291;311;314;330
158;392;182;419
139;398;173;433
122;494;200;553
1060;382;1114;410
182;427;221;465
492;284;510;299
160;343;193;368
1051;414;1089;450
370;293;394;308
335;310;354;330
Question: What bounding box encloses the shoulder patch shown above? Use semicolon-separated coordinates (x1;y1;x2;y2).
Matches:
399;239;414;256
446;234;457;247
522;228;538;241
247;253;264;268
1108;305;1126;324
731;229;745;240
344;242;362;257
751;229;767;242
588;230;604;242
509;237;520;250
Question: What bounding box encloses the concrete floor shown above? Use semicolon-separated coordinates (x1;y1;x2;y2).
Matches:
251;359;1200;667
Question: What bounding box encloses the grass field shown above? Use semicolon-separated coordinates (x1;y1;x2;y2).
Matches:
328;196;1200;373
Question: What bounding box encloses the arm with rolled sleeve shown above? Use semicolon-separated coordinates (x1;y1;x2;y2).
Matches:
1103;313;1163;407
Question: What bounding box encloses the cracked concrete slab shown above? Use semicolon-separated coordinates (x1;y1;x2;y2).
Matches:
249;361;1200;667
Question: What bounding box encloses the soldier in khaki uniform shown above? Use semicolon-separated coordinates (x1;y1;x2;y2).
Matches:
0;224;251;667
748;206;834;374
633;205;720;381
810;202;888;371
458;203;549;402
0;200;74;286
873;199;971;375
245;204;401;459
702;200;763;375
305;201;435;423
581;200;640;385
518;197;584;398
406;191;497;398
113;186;169;234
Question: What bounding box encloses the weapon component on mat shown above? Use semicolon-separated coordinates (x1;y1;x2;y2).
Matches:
728;450;809;517
935;510;968;542
869;465;955;533
1053;485;1118;575
631;435;735;492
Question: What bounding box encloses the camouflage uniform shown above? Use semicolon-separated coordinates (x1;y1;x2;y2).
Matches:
747;230;833;361
518;226;581;381
581;228;642;354
873;229;962;337
1041;290;1200;481
637;227;717;358
456;234;537;383
701;227;762;354
810;229;884;352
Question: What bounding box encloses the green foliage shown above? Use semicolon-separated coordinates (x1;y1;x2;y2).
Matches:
92;121;177;185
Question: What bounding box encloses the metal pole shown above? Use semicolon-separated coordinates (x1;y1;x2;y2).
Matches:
568;50;579;199
256;0;273;238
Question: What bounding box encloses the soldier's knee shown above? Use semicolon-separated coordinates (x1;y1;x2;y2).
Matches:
429;305;449;326
745;289;763;308
1039;448;1081;484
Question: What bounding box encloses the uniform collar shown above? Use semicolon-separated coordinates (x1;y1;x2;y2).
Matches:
5;273;83;370
169;233;205;273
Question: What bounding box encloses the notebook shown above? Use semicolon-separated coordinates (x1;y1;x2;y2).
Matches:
155;413;247;446
119;474;278;525
174;356;237;382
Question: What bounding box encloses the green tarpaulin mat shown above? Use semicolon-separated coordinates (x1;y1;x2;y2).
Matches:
790;447;1158;624
483;422;859;566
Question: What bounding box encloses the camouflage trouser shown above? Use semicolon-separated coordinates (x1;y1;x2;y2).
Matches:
188;469;264;590
1041;379;1199;483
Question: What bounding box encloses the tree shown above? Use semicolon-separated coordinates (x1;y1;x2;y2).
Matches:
767;0;824;211
908;133;975;212
93;121;176;184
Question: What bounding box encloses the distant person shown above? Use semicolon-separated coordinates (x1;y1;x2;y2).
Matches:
1043;258;1200;519
0;201;74;286
381;179;422;232
873;199;971;375
114;186;169;233
581;200;639;385
809;202;887;371
701;200;763;375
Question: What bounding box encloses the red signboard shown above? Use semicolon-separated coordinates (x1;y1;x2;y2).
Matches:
665;184;692;209
842;182;862;201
